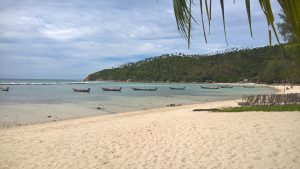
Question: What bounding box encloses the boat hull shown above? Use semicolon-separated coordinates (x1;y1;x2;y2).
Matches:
132;87;157;91
102;87;122;91
169;87;185;90
72;88;90;92
200;86;220;89
0;87;9;91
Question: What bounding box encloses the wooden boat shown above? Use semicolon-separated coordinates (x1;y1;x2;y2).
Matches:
0;87;9;91
72;88;90;92
102;87;122;91
132;87;157;91
243;86;255;88
220;85;233;88
200;86;220;89
169;87;185;90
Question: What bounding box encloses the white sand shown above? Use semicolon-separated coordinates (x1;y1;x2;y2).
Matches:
270;85;300;94
0;85;299;169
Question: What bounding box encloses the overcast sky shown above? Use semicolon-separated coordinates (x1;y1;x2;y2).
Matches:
0;0;282;80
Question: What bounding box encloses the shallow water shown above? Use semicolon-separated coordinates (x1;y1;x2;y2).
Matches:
0;79;274;105
0;79;275;127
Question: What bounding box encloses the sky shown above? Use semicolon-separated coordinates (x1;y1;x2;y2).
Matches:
0;0;282;80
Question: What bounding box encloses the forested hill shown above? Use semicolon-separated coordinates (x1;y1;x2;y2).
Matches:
85;45;300;84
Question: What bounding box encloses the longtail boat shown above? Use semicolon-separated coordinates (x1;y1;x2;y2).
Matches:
102;87;122;91
72;88;90;92
200;86;220;89
243;86;255;88
169;87;185;90
220;85;233;88
132;87;157;91
0;87;9;91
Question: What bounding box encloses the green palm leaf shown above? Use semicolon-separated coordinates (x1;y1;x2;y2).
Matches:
200;0;208;43
188;0;192;48
209;0;212;34
245;0;253;37
173;0;300;49
278;0;300;41
220;0;228;45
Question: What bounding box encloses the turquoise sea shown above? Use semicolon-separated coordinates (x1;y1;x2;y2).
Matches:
0;79;275;105
0;79;275;127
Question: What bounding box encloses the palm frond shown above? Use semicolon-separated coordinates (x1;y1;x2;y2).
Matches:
278;0;300;41
209;0;212;34
220;0;228;45
200;0;208;43
173;0;300;49
188;0;192;48
173;0;196;48
245;0;253;37
173;0;190;40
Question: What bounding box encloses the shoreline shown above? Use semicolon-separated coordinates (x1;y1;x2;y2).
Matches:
0;98;241;132
1;84;299;169
0;83;293;129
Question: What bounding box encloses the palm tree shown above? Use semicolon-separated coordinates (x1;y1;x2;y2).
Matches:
173;0;300;48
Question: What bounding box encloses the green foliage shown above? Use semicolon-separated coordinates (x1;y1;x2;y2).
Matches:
278;0;300;41
213;104;300;112
277;11;298;43
85;45;300;84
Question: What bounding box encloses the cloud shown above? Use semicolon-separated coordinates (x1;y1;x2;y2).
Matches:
0;0;283;79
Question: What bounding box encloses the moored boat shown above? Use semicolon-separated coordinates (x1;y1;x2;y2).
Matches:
102;87;122;91
72;88;90;92
243;86;255;88
169;87;185;90
0;86;9;91
132;87;157;91
220;85;233;88
200;86;220;89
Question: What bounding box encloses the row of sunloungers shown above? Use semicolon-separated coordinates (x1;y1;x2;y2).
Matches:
238;93;300;106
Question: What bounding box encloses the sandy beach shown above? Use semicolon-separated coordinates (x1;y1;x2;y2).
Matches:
0;85;299;169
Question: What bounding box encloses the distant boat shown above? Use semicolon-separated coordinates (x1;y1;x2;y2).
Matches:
102;87;122;91
243;86;255;88
132;87;157;91
200;86;220;89
220;85;233;88
72;88;90;92
169;87;185;90
0;86;9;91
68;82;90;84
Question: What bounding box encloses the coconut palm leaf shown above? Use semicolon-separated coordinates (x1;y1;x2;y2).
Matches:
259;0;280;46
173;0;197;48
188;0;192;48
200;0;208;43
245;0;253;37
204;0;211;34
173;0;190;40
220;0;228;45
209;0;212;33
173;0;300;48
278;0;300;41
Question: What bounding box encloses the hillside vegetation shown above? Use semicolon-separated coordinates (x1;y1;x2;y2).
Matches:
85;45;300;84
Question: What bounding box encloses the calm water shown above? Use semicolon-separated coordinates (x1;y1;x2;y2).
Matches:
0;79;276;127
0;79;274;106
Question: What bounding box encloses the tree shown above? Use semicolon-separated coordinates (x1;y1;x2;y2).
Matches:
173;0;300;48
277;11;298;43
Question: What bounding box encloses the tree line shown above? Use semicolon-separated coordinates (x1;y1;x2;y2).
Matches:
85;45;300;84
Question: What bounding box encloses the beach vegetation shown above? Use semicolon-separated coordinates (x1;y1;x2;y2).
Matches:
213;104;300;112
